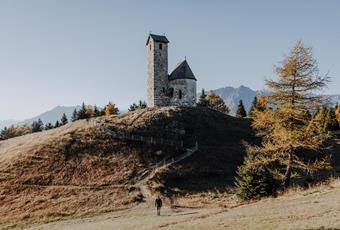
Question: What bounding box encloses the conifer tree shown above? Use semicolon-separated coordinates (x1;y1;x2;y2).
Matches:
71;109;78;122
45;123;54;130
236;100;247;118
93;105;101;117
240;41;330;191
61;113;68;125
54;120;60;128
77;102;87;120
32;119;44;133
129;100;147;111
197;89;208;107
248;96;258;118
206;91;229;114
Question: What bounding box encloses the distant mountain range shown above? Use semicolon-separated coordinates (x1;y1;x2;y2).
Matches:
213;85;340;115
0;106;80;129
1;86;339;129
213;86;257;115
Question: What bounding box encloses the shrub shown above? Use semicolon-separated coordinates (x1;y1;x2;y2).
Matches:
234;155;280;200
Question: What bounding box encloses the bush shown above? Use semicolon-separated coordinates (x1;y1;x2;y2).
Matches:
234;156;280;200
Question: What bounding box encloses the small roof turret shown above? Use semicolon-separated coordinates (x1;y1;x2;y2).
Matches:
169;60;196;81
146;34;169;45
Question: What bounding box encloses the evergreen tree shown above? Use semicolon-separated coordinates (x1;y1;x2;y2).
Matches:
129;100;147;111
45;123;54;130
243;41;330;189
248;96;258;118
206;91;230;114
129;103;138;111
236;100;247;118
32;119;44;133
60;113;68;125
235;154;280;200
197;89;208;107
77;102;87;120
93;105;101;117
54;120;61;128
71;109;78;122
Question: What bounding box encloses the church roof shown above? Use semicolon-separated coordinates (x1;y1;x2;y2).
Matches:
146;34;169;45
169;60;196;81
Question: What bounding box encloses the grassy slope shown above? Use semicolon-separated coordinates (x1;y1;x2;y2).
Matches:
26;179;340;230
0;107;253;228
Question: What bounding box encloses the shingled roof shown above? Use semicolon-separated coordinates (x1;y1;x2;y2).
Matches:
146;34;169;45
169;60;196;81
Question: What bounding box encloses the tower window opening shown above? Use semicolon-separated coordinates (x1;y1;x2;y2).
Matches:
162;87;165;93
149;44;151;50
159;43;162;50
179;90;182;99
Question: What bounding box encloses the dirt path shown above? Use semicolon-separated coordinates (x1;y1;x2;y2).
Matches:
94;119;199;203
26;182;340;230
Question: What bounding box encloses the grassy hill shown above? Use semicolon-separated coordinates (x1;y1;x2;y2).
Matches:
0;107;253;228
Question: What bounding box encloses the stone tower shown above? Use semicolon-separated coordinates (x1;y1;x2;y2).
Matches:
146;34;169;107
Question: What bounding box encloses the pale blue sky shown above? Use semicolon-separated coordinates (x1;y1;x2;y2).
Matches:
0;0;339;120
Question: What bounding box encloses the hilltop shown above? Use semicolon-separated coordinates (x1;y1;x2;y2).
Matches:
0;106;253;228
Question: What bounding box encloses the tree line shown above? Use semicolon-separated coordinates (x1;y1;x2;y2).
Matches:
0;100;149;141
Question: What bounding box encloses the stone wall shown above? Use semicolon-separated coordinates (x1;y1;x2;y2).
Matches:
147;39;169;107
169;79;197;106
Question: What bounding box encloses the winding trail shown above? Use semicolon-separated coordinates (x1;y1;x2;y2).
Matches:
93;119;199;203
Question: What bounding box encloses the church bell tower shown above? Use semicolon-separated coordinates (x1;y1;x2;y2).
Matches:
146;34;169;107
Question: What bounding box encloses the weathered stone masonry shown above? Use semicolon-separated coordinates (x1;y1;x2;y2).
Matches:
146;34;197;107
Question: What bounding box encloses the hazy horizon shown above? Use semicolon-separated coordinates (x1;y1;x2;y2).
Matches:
1;0;340;120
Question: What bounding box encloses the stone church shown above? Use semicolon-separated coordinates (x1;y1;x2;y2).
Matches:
146;34;197;107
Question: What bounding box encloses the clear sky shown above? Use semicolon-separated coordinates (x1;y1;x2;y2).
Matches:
0;0;339;120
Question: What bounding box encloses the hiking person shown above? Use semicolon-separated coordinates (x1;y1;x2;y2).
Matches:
155;196;162;216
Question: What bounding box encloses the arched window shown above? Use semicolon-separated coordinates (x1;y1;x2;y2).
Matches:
159;43;162;50
149;44;151;50
178;90;182;99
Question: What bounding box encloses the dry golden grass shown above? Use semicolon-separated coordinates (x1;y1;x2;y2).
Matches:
0;107;336;229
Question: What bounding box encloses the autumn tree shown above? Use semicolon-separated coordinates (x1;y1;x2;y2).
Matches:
324;107;340;131
237;41;331;194
248;95;266;118
313;106;328;132
236;100;247;118
206;91;230;114
85;106;95;118
0;124;32;140
102;102;119;116
336;104;340;125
